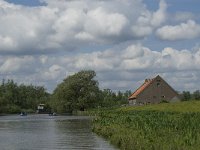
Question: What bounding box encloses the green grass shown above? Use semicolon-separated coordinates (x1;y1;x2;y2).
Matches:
118;100;200;112
92;101;200;150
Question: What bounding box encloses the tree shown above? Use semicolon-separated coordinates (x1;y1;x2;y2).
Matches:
182;91;191;101
0;79;50;113
193;90;200;100
51;70;101;113
99;89;116;107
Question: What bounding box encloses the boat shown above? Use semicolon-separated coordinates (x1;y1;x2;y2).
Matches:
20;112;27;116
49;112;57;116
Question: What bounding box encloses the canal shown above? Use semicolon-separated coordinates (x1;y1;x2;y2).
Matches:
0;114;117;150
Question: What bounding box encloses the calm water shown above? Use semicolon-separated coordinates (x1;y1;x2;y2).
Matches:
0;114;117;150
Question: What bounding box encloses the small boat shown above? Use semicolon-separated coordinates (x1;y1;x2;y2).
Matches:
49;112;57;116
20;112;27;116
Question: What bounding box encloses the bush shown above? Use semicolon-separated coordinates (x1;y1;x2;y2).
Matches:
21;109;35;113
5;105;21;114
160;100;169;103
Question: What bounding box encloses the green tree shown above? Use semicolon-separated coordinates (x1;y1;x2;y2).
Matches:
182;91;191;101
100;89;116;107
51;70;101;113
193;90;200;100
0;79;50;113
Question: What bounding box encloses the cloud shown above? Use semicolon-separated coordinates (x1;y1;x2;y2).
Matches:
0;0;167;54
156;20;200;40
42;64;65;80
0;56;35;74
0;35;16;51
84;7;128;38
151;0;167;27
58;44;200;91
0;0;200;93
0;43;200;92
131;0;167;37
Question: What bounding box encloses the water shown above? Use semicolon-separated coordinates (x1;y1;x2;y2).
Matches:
0;115;117;150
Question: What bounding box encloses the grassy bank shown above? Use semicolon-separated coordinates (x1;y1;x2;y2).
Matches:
92;101;200;150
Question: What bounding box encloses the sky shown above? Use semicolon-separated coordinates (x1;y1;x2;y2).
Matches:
0;0;200;93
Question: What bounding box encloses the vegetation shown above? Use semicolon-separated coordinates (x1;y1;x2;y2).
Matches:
181;90;200;101
92;101;200;150
99;89;130;108
50;70;129;113
51;70;101;113
0;79;50;113
118;100;200;113
1;69;199;115
0;70;130;114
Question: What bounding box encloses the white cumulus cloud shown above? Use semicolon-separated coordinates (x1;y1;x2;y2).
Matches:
1;44;200;92
156;20;200;40
0;0;168;54
0;0;200;92
0;56;35;74
131;0;167;38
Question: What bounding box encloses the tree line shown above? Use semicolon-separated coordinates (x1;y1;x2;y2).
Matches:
1;70;200;114
0;79;50;113
181;90;200;101
0;70;130;114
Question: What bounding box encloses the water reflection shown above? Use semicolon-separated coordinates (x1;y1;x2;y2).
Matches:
0;115;117;150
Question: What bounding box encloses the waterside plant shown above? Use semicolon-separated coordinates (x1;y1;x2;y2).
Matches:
92;101;200;150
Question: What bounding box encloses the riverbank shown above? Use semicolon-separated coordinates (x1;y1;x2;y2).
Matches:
91;101;200;150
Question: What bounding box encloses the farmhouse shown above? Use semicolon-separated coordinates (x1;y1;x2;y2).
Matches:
128;75;180;105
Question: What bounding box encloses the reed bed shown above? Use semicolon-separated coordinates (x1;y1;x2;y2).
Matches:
92;101;200;150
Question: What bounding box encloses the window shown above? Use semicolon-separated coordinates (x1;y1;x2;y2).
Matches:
157;83;160;87
157;79;161;87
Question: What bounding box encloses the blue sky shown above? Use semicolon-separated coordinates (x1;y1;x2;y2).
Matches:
1;0;200;92
145;0;200;12
6;0;42;6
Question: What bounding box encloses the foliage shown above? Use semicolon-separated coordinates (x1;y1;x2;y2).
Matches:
118;100;200;113
92;101;200;150
193;90;200;100
159;100;169;103
180;91;200;101
51;70;101;113
98;89;130;107
51;70;131;113
0;79;50;113
0;70;130;114
182;91;191;101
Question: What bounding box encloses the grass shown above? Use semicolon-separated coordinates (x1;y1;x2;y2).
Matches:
92;101;200;150
118;101;200;113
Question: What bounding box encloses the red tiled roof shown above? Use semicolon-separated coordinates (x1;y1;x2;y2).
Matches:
128;78;154;100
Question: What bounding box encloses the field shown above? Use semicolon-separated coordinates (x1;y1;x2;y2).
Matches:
92;101;200;150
